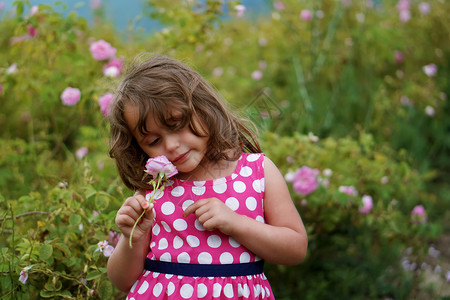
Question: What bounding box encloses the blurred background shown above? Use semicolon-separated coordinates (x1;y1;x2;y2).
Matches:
0;0;449;299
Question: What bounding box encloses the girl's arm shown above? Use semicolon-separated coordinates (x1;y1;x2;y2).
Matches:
184;156;307;265
107;194;154;292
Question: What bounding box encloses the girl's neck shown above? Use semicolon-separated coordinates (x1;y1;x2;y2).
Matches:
176;158;239;181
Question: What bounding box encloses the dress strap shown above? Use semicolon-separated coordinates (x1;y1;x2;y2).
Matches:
145;258;264;277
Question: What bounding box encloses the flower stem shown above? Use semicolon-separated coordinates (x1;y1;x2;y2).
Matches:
128;177;163;248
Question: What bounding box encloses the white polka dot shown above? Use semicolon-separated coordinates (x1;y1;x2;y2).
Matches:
231;173;238;180
150;241;156;249
137;281;149;294
152;272;160;278
130;280;139;293
192;186;206;195
173;219;188;231
233;181;246;193
197;283;208;298
240;166;253;177
161;221;171;232
177;252;191;263
158;238;168;250
161;202;175;215
171;186;185;197
246;197;257;211
182;200;194;211
254;284;262;296
260;178;265;192
225;197;239;211
229;237;240;248
180;284;194;299
261;285;266;297
198;252;213;264
194;180;206;186
173;236;183;249
143;270;150;277
213;283;222;297
265;286;271;297
160;252;171;262
220;252;234;264
147;189;164;200
256;215;264;223
195;219;205;231
213;182;227;194
238;284;243;297
224;283;234;298
247;154;260;161
152;223;161;235
207;235;222;248
167;282;175;296
253;179;261;193
242;284;250;297
240;252;251;263
153;283;163;297
187;235;200;247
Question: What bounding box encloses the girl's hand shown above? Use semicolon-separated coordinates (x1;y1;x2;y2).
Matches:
183;197;239;235
115;194;154;243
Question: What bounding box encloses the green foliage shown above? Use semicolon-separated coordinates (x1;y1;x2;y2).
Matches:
0;0;449;299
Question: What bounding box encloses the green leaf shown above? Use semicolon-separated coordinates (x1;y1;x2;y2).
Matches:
98;280;113;299
86;270;101;280
39;244;53;261
40;290;56;298
69;214;81;226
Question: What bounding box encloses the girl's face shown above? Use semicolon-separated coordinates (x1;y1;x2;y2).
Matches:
124;104;209;180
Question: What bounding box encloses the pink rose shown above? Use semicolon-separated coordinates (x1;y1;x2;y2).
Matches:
300;9;313;21
273;1;285;11
338;185;358;196
145;156;178;179
27;25;37;37
251;70;263;80
292;166;320;195
76;147;88;159
423;64;437;77
103;57;123;77
411;205;427;224
98;93;114;116
359;195;373;214
19;270;28;284
89;40;117;61
61;87;81;106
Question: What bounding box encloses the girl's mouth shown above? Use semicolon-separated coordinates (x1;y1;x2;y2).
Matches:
173;151;190;164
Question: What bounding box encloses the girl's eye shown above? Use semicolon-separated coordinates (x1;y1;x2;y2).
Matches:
148;138;160;146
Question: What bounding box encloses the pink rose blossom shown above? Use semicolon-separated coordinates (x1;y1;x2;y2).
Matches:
399;10;411;22
397;0;410;11
411;205;427;224
61;87;81;106
423;64;437;77
400;95;413;107
339;185;358;196
7;63;17;74
27;25;37;37
381;176;389;184
359;195;373;214
108;231;120;245
89;40;116;61
418;2;430;15
273;1;285;11
145;156;178;179
425;106;435;117
76;147;88;159
251;70;263;80
90;0;102;10
292;166;320;195
235;5;246;17
103;57;123;77
300;9;313;21
29;5;38;16
97;240;115;257
98;93;114;116
395;50;404;64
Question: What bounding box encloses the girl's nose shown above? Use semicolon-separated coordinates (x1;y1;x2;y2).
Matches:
164;134;180;152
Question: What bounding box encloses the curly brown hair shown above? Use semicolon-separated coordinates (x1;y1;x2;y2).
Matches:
109;54;261;191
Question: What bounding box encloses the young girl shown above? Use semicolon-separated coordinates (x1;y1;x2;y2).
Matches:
107;54;307;299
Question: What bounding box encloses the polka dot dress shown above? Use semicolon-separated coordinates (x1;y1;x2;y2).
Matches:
126;153;275;299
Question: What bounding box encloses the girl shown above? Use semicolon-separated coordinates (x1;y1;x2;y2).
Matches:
107;54;307;299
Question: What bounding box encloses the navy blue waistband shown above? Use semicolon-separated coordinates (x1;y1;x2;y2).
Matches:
144;258;264;277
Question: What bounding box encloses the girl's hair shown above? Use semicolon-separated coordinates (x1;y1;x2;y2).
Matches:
109;54;261;191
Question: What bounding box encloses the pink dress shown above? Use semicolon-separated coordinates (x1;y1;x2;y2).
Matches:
126;153;275;299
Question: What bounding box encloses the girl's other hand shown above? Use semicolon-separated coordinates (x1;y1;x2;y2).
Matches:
115;194;154;243
183;197;238;235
